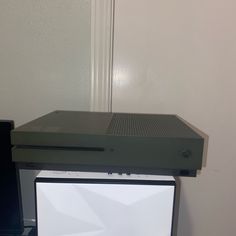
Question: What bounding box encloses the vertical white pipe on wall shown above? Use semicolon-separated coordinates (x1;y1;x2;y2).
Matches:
90;0;115;112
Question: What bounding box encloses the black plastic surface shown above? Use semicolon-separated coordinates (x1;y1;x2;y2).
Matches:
0;121;23;235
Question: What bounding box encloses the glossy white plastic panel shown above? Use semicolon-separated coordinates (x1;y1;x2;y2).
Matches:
36;179;175;236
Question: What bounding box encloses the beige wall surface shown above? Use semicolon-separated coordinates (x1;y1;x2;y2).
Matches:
113;0;236;235
0;0;91;127
0;0;92;222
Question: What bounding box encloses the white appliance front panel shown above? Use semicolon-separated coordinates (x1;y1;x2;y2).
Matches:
36;181;175;236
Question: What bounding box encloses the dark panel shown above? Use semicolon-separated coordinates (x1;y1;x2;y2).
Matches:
0;121;23;235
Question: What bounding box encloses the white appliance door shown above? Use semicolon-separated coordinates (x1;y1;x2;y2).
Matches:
36;180;175;236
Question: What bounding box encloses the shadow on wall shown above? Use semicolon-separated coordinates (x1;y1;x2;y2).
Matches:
176;181;193;236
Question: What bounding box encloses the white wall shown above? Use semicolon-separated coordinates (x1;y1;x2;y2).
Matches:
0;0;92;222
0;0;91;126
113;0;236;235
